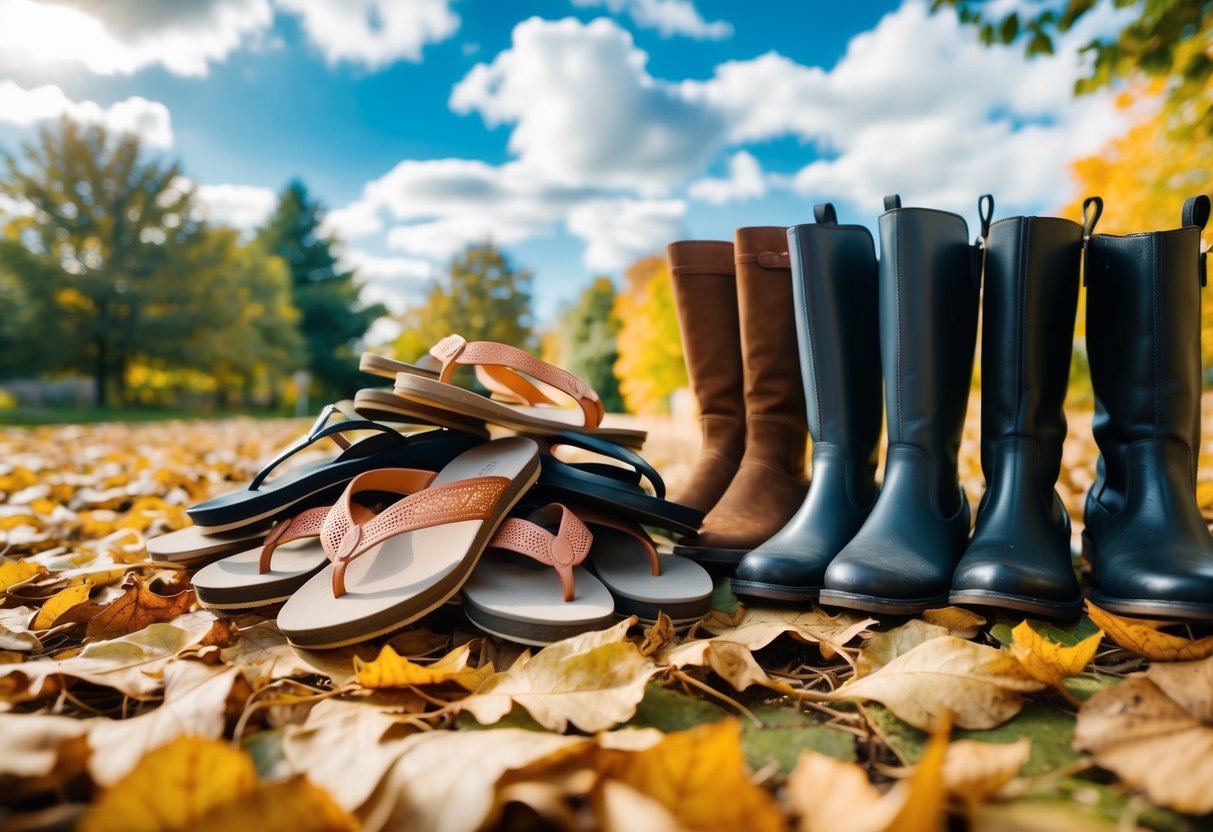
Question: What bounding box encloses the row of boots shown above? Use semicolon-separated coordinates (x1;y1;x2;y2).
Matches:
668;193;1213;622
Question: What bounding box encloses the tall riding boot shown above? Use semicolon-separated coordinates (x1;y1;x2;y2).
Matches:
666;241;746;514
675;226;809;567
951;206;1084;616
732;204;882;601
1083;194;1213;622
821;195;980;614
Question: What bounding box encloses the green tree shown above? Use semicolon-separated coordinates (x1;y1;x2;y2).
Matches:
256;180;384;400
546;277;624;413
613;256;687;414
0;118;195;405
933;0;1213;131
392;241;534;372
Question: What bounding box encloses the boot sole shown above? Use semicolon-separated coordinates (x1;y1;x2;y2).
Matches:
672;544;745;568
1081;532;1213;622
818;589;949;616
730;579;820;603
948;589;1083;620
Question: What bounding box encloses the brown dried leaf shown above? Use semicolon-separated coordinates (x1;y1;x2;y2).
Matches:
695;606;874;661
662;637;792;692
922;607;986;639
941;738;1030;802
856;620;950;678
85;577;196;640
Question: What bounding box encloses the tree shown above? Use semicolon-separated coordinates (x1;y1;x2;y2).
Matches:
545;277;625;413
933;0;1213;131
392;242;534;374
256;181;384;401
0;118;195;406
612;256;687;414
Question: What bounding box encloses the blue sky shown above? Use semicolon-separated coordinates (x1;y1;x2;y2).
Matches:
0;0;1129;331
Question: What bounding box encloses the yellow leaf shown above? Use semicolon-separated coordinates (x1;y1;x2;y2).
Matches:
696;606;874;659
1009;621;1102;690
856;620;951;678
31;581;92;630
1085;601;1213;661
922;607;986;638
823;636;1044;730
456;618;659;733
941;738;1030;803
355;643;492;692
639;610;676;657
0;559;45;592
602;719;787;832
80;736;259;832
193;776;355;832
1074;655;1213;815
886;713;949;832
85;577;197;640
662;637;793;692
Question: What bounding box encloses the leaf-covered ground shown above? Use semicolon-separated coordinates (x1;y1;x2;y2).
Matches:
1;415;1213;832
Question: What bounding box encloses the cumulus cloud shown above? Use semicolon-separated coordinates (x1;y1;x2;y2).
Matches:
192;183;278;230
0;80;173;147
571;0;731;40
687;150;766;204
567;198;686;271
274;0;459;69
0;0;272;76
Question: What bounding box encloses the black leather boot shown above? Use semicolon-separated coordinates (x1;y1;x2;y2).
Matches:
820;195;980;615
1083;194;1213;622
732;204;882;602
951;205;1084;617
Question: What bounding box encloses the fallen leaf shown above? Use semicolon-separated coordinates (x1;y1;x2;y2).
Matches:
220;617;366;684
639;611;677;657
941;738;1031;802
824;636;1044;730
31;581;93;629
885;713;949;832
456;618;659;733
355;643;492;692
923;607;987;639
86;659;252;786
1073;655;1213;814
0;559;45;592
1009;621;1101;692
1085;601;1213;661
0;606;41;652
856;620;951;678
192;776;355;832
594;779;685;832
84;577;196;640
601;719;786;832
694;606;874;662
788;749;901;832
0;712;88;778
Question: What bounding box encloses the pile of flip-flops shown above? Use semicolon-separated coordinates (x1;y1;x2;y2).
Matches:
148;335;712;648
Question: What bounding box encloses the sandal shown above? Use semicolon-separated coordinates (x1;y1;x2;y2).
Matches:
462;503;615;646
388;335;647;449
276;437;541;648
147;523;271;566
186;404;482;532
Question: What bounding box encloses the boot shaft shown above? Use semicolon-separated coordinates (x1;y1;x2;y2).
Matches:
788;205;882;464
981;215;1081;492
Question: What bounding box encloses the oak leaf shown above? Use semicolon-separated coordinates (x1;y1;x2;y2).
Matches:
1073;655;1213;814
824;636;1044;730
31;581;92;629
456;618;659;732
601;719;786;832
85;577;196;640
1085;601;1213;661
355;643;492;692
1009;620;1101;691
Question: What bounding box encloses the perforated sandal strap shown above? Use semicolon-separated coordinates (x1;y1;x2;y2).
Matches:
488;503;593;602
322;470;507;597
429;334;604;428
258;505;330;574
569;505;661;577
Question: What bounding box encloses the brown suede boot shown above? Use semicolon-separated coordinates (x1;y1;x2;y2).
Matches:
667;240;746;514
675;226;809;567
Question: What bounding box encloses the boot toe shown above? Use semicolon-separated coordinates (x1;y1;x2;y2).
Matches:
735;550;826;590
1097;546;1213;606
953;546;1080;603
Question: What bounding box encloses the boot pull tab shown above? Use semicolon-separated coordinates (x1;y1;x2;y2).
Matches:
883;194;901;211
1183;195;1210;288
814;203;838;225
970;193;994;289
1081;195;1104;287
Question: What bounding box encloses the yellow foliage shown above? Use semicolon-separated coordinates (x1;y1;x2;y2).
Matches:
1086;601;1213;661
613;256;688;414
355;643;492;691
31;582;92;630
1009;621;1102;691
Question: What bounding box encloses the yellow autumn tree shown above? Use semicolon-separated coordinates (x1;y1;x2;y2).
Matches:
613;255;688;414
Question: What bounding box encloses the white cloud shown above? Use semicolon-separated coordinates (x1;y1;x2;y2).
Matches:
687;150;765;204
0;193;36;220
0;80;173;147
192;183;278;230
274;0;459;69
0;0;272;77
567;198;686;271
571;0;731;39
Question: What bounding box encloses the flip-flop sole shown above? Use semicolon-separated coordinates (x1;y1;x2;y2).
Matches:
353;389;491;436
585;528;712;623
146;523;271;565
463;561;615;647
392;375;647;450
277;438;541;649
194;539;329;610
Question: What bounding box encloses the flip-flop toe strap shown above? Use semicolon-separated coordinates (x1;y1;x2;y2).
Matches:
488;504;593;602
569;505;662;577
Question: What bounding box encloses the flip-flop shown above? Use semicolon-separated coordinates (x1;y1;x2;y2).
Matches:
532;433;704;536
276;437;541;648
570;505;713;626
462;504;615;646
362;351;532;405
389;335;647;449
146;523;271;566
187;404;482;532
351;388;490;437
